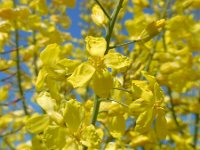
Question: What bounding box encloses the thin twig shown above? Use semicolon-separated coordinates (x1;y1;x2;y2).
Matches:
113;87;132;94
0;73;16;82
99;98;128;107
105;0;124;54
109;40;139;49
0;126;23;137
0;49;16;55
13;0;29;115
168;87;184;135
0;98;21;107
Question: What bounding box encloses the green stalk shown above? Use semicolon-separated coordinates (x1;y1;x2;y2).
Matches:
193;97;200;148
90;96;101;125
82;96;101;150
105;0;124;54
13;0;29;115
109;40;139;49
32;30;39;76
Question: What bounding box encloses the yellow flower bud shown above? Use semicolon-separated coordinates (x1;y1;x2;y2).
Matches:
160;62;181;74
139;19;166;43
91;4;107;26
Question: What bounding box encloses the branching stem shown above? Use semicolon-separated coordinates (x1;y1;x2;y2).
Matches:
109;40;139;49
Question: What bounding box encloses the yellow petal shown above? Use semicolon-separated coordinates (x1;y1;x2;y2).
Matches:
155;112;167;139
85;36;107;57
90;70;113;98
36;92;56;113
108;116;125;139
135;109;154;133
68;63;95;88
57;58;80;73
154;82;164;104
129;98;151;116
35;68;48;91
141;71;156;90
26;114;50;134
0;86;9;102
63;99;84;132
160;61;181;74
40;43;61;66
43;126;68;149
32;135;47;150
81;125;102;148
46;77;62;101
104;52;132;72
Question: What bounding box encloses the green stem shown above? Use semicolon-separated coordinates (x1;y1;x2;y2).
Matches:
113;87;132;94
32;9;38;76
94;0;111;20
105;0;124;54
109;40;139;49
82;96;101;150
168;88;184;135
13;0;29;115
99;98;128;107
193;97;200;148
32;30;38;76
90;96;101;125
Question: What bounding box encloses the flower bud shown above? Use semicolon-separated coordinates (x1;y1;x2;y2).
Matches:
91;4;107;26
138;19;166;43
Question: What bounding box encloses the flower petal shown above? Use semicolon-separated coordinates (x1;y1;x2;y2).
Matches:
90;70;113;98
68;62;95;88
104;52;132;72
85;36;107;57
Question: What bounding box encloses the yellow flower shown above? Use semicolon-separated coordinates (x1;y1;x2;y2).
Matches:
36;43;80;100
129;71;167;139
68;36;132;98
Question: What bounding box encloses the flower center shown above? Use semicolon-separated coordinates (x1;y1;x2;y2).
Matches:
88;56;106;70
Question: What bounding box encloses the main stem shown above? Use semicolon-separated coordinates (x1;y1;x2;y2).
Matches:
105;0;124;54
13;0;29;115
90;96;101;125
82;96;100;150
83;1;124;149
